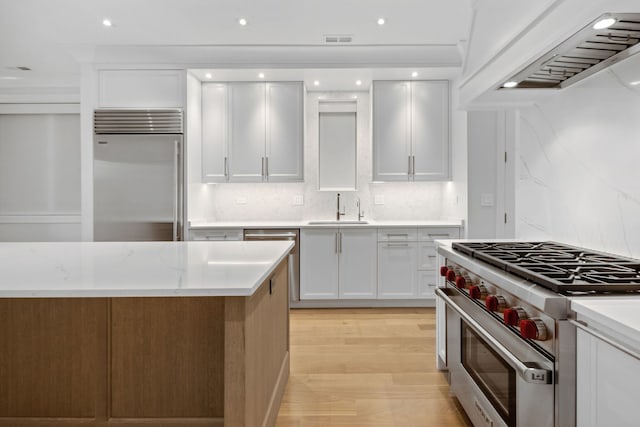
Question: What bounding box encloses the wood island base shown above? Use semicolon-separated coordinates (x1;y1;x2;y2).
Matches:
0;259;289;427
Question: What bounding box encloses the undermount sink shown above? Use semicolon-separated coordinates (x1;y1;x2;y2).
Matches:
306;220;369;225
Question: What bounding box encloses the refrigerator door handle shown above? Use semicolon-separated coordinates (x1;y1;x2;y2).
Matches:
173;139;180;241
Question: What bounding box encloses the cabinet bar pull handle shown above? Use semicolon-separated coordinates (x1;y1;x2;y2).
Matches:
408;155;412;175
224;157;228;178
265;156;269;179
261;157;265;179
386;243;409;247
412;155;416;176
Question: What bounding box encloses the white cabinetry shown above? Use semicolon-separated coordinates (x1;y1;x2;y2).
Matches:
201;81;303;183
576;327;640;427
98;70;184;108
300;228;377;300
417;227;460;297
201;83;228;182
378;227;460;299
372;80;449;181
377;229;418;298
189;228;243;241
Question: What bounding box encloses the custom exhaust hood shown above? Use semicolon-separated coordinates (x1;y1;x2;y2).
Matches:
501;13;640;89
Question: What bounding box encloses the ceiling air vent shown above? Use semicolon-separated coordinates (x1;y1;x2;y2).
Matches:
502;13;640;89
324;34;353;44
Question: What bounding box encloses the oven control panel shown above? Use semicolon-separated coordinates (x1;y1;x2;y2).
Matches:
441;262;555;356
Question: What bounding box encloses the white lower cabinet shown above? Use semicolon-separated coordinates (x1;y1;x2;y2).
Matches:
576;328;640;427
300;225;461;302
300;228;377;300
377;241;418;298
300;229;339;299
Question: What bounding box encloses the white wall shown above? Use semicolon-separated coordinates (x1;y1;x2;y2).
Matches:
515;55;640;257
0;105;81;241
189;88;466;224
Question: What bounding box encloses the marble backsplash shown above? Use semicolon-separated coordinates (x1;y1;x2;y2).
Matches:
516;66;640;258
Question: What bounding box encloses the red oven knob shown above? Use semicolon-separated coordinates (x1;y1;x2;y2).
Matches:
485;295;507;312
520;318;548;341
468;285;487;300
503;306;527;326
446;269;456;282
440;266;449;277
455;275;466;289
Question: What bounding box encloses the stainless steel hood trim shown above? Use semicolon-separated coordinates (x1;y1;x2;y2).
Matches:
94;109;183;134
501;13;640;90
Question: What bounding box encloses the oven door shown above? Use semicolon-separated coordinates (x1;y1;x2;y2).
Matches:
437;287;554;427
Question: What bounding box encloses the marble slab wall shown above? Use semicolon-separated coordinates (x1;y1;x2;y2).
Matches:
191;90;462;223
516;65;640;258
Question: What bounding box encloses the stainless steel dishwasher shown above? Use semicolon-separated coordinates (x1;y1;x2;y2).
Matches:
243;229;300;302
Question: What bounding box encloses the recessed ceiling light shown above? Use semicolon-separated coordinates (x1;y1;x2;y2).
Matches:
377;18;386;26
102;18;112;27
631;80;640;86
411;71;419;78
0;76;21;80
593;17;616;30
352;95;358;99
313;80;320;86
258;72;265;79
503;81;518;88
355;80;362;86
238;18;248;26
205;73;212;79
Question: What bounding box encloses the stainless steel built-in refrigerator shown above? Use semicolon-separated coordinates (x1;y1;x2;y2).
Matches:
93;109;183;241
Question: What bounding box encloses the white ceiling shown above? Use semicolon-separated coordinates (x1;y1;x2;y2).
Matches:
0;0;472;90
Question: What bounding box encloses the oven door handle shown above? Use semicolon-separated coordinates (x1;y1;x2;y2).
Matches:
436;287;553;385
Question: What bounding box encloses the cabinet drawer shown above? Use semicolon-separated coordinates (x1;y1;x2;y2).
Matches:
417;243;438;270
189;228;243;241
377;228;418;242
418;270;437;298
418;227;460;242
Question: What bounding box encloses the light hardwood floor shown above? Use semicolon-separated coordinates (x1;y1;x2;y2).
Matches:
275;308;472;427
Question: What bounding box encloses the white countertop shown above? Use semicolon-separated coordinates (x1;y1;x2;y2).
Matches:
571;297;640;346
0;241;293;298
189;219;464;229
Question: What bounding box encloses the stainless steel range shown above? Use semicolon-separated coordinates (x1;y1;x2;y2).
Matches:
436;241;640;427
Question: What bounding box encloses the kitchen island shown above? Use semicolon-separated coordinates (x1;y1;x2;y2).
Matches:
0;241;293;427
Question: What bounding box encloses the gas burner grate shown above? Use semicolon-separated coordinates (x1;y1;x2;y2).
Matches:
452;241;640;294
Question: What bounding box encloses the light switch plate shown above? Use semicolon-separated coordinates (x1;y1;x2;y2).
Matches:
374;195;385;205
235;197;247;205
293;195;304;206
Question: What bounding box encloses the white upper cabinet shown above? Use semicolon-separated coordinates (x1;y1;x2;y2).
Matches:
372;81;411;182
201;83;228;183
98;70;184;108
265;82;304;182
201;81;303;183
228;83;267;182
373;80;450;181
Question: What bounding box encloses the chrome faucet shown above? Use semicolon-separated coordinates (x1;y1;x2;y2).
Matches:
336;193;345;221
356;197;364;221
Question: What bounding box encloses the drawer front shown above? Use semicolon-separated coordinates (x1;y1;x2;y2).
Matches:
418;270;437;298
377;228;418;242
418;227;460;242
189;228;244;241
417;242;438;270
